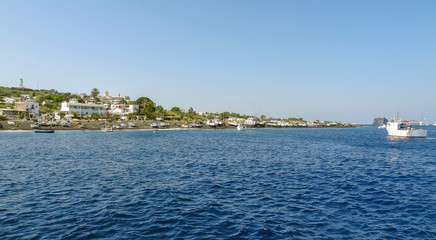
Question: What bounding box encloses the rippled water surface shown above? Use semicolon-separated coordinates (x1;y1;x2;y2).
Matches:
1;127;435;239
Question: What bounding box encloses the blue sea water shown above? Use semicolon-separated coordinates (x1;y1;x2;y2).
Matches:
1;126;435;239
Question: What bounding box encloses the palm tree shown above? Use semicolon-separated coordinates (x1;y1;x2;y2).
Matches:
90;88;100;103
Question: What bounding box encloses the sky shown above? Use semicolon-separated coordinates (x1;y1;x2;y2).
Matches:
1;0;435;123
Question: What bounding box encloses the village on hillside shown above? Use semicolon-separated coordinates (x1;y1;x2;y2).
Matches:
0;84;356;130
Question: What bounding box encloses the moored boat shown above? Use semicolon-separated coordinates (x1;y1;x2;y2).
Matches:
34;129;54;133
206;120;218;127
101;126;113;132
101;120;113;132
236;124;246;131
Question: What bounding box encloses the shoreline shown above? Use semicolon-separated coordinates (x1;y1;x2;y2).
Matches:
0;120;359;131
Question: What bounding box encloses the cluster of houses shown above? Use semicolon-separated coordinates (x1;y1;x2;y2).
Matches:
0;91;139;120
1;90;354;127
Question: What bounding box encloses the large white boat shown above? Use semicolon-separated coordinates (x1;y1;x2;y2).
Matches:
386;118;427;138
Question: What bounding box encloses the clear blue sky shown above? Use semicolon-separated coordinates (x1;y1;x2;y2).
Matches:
1;1;435;123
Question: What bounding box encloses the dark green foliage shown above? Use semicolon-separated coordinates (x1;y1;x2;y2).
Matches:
136;97;156;120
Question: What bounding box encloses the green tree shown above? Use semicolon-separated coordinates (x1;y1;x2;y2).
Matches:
171;106;182;114
91;113;100;120
52;95;63;103
103;111;112;119
220;112;230;119
155;105;165;118
136;97;156;119
188;107;195;115
91;88;100;103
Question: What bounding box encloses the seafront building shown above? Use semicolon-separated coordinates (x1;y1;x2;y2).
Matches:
0;108;26;119
14;102;40;118
110;104;139;116
60;101;106;116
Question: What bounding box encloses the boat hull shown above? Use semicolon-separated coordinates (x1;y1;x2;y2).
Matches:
386;121;427;138
387;129;427;138
34;129;54;133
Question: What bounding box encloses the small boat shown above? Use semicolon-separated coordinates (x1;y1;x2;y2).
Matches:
227;121;239;127
101;120;113;132
386;113;427;138
30;124;39;129
101;126;113;132
206;120;218;128
151;122;160;129
236;124;246;131
190;121;203;128
244;117;258;126
34;129;54;133
159;122;169;128
378;125;386;129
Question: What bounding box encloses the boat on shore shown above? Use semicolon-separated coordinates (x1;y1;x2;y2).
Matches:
206;120;218;128
386;114;427;138
101;120;113;132
34;129;55;133
236;124;246;131
101;126;113;132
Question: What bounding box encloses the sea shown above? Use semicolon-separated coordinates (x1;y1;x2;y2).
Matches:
1;126;435;239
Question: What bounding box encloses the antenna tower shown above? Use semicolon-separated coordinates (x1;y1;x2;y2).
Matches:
20;78;24;88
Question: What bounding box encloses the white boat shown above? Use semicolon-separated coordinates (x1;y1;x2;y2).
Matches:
159;122;169;128
378;125;386;129
190;122;203;128
236;124;246;131
206;120;218;127
227;121;239;127
101;126;113;132
244;117;258;126
386;115;427;138
101;120;113;132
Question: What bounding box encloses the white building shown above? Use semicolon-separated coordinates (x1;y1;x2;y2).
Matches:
14;102;39;118
126;104;139;114
61;101;106;116
110;104;139;115
2;97;22;104
0;108;26;118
